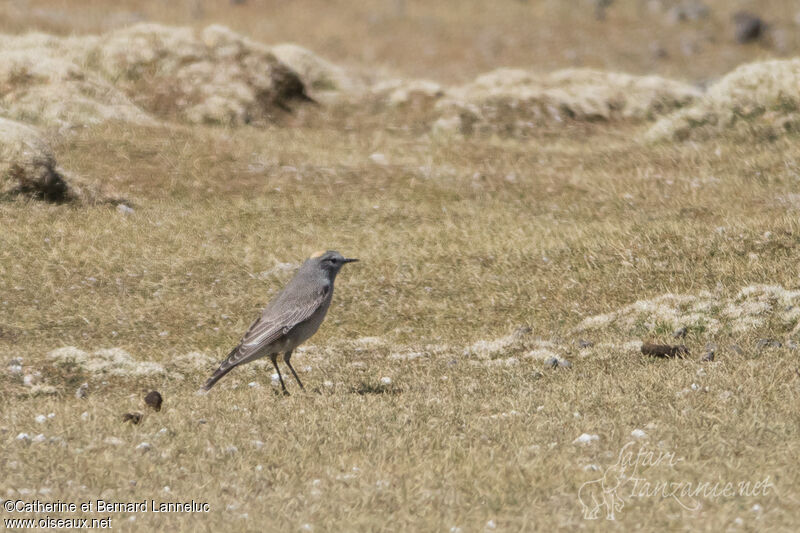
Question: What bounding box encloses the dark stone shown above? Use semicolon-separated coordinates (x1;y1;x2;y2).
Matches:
122;412;143;425
733;11;765;44
144;390;163;411
641;342;689;358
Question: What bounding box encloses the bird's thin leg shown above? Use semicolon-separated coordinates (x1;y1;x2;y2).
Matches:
284;350;305;390
270;354;288;395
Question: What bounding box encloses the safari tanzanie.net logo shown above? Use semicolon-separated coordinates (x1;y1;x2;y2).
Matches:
578;441;774;520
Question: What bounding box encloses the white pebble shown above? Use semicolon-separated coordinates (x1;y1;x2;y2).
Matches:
248;381;261;388
380;376;392;385
252;440;264;449
16;432;31;442
35;414;47;424
81;411;89;421
631;429;647;439
572;433;600;445
369;153;389;165
136;442;151;452
752;504;763;513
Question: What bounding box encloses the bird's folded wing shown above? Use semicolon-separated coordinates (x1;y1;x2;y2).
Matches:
224;286;328;367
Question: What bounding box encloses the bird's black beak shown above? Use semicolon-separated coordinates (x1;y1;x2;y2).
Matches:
343;258;359;264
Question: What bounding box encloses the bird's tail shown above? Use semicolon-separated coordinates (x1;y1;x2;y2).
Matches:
202;354;237;391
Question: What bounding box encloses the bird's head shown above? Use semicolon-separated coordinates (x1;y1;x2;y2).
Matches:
308;250;358;278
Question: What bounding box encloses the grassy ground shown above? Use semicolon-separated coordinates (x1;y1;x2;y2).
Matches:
2;120;799;531
2;1;800;531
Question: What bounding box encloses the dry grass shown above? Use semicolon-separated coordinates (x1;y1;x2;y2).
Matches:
2;1;800;532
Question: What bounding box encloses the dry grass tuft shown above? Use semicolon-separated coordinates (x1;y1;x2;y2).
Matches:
435;68;701;136
648;58;800;141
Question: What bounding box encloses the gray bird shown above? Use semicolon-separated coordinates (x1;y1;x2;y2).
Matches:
203;250;358;392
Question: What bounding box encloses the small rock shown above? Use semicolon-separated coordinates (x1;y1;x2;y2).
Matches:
369;153;388;165
144;390;163;411
116;204;135;215
733;11;765;44
32;434;46;444
122;412;143;425
673;326;687;339
544;356;572;369
197;418;207;424
641;343;689;358
532;371;543;380
631;429;647;439
788;340;798;350
380;376;392;386
701;343;716;362
572;433;599;445
35;414;47;424
16;432;31;443
247;381;261;389
75;382;89;399
584;464;601;472
135;442;151;452
577;339;594;349
756;338;782;351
